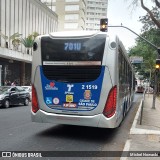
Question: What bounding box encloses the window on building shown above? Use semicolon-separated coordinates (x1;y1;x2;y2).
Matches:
65;5;79;11
65;14;79;20
41;0;56;2
64;23;78;29
65;0;79;2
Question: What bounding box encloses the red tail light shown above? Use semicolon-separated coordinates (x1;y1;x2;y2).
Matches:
103;86;117;118
32;85;39;113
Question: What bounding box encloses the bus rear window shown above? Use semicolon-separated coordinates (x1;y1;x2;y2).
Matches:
41;34;106;63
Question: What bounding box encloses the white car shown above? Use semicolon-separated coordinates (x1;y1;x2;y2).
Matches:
22;86;32;101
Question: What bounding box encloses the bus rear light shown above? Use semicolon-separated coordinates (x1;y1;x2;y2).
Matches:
32;85;39;113
103;86;117;118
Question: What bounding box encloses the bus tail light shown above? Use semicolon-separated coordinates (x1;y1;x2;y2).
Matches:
32;85;39;113
103;86;117;118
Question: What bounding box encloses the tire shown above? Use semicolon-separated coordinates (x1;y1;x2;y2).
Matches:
3;100;10;108
24;98;29;106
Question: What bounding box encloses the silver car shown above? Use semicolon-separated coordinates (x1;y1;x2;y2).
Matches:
21;86;32;101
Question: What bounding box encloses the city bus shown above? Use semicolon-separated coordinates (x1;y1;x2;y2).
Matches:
31;31;135;128
135;79;145;93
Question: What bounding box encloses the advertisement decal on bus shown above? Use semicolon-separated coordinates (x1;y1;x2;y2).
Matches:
40;66;105;111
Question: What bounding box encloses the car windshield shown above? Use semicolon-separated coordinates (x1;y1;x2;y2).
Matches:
22;86;31;91
0;86;10;94
16;86;25;91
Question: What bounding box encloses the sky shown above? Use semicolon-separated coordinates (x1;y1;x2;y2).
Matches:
107;0;154;50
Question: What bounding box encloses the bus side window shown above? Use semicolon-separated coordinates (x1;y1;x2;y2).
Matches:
118;49;123;86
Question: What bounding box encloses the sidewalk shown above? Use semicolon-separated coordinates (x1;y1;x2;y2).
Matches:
121;94;160;160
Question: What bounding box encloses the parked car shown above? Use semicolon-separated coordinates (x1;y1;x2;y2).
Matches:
0;86;30;108
21;86;32;101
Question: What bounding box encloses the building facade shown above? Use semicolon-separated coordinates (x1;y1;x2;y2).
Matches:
0;0;58;86
41;0;108;31
41;0;86;31
86;0;108;31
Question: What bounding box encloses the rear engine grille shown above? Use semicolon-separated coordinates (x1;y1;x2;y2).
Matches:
42;65;102;83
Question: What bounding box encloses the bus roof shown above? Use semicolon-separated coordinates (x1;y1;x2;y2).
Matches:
49;31;107;38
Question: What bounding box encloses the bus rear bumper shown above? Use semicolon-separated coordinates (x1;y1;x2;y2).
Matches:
31;109;118;128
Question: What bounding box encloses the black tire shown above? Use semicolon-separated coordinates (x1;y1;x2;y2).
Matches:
3;100;10;108
24;98;29;106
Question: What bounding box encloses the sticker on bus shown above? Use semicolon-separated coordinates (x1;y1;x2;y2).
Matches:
40;66;105;111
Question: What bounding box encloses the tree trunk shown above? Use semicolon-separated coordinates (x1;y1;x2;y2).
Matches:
141;0;160;28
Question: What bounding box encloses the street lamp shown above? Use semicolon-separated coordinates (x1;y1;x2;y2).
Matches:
155;59;160;70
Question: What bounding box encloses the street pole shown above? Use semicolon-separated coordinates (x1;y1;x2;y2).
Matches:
108;25;159;109
108;25;158;50
152;70;158;109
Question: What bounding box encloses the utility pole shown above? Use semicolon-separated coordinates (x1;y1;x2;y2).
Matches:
152;70;158;109
152;56;160;109
108;25;159;109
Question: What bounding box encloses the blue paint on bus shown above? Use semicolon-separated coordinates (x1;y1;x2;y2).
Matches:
40;66;105;111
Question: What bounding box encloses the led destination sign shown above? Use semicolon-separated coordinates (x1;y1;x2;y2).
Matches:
64;42;81;51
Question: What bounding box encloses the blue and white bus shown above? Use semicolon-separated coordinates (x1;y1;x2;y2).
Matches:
31;31;135;128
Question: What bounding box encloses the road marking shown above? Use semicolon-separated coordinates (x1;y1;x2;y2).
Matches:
120;139;131;160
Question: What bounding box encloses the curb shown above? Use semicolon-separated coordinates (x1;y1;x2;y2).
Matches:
130;99;160;135
122;98;160;158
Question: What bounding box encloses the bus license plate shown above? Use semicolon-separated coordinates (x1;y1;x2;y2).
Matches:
63;103;77;108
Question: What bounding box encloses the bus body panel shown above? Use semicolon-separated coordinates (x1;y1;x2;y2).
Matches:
31;31;135;128
33;65;114;116
32;41;117;117
31;110;118;128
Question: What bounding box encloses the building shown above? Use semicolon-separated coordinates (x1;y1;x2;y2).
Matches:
41;0;86;31
0;0;58;86
41;0;108;31
86;0;108;31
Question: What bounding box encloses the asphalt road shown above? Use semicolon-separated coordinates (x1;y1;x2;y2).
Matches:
0;94;142;160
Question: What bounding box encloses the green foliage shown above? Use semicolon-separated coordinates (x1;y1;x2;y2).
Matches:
21;32;39;49
21;36;34;48
0;32;22;41
10;32;22;48
139;7;159;32
32;32;39;40
129;28;160;79
0;32;8;40
9;32;22;41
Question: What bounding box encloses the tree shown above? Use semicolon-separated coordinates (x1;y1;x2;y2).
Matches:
129;28;159;80
128;0;160;29
139;7;159;31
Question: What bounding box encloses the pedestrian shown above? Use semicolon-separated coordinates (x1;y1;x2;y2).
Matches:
4;80;8;86
7;81;11;86
11;80;16;86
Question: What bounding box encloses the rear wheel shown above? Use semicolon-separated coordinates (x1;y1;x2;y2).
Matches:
4;100;10;108
24;98;29;106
